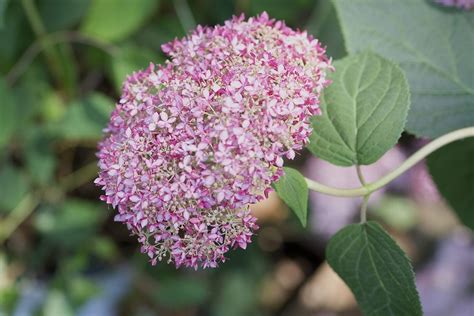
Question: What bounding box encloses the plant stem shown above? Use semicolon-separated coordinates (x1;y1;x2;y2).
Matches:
0;194;40;244
21;0;65;90
59;161;98;191
306;126;474;197
356;165;366;185
355;165;370;222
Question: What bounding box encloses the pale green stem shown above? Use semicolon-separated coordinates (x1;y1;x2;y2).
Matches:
356;165;367;186
0;194;40;244
360;194;370;223
356;165;370;223
306;127;474;197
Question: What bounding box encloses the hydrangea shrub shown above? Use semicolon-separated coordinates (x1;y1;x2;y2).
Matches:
95;4;474;315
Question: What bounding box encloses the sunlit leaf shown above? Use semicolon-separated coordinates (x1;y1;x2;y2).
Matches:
81;0;159;42
42;290;74;316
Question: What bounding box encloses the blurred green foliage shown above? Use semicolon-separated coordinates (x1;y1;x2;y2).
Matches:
1;1;340;315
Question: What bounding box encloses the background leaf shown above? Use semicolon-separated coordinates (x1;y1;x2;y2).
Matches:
39;0;91;32
24;131;56;185
0;164;29;213
308;52;410;166
35;199;106;248
306;0;346;59
273;167;308;227
0;78;18;148
80;0;159;42
55;93;113;140
428;138;474;230
333;0;474;138
109;44;162;92
0;0;8;29
42;290;74;316
326;221;422;315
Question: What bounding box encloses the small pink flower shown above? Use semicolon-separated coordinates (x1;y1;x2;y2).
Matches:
96;12;332;269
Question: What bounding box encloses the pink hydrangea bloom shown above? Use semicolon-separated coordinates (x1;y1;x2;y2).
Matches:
95;12;332;269
435;0;474;9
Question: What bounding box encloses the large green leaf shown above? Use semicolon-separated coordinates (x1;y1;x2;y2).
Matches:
428;138;474;230
333;0;474;138
81;0;159;42
39;0;91;31
55;93;113;140
308;52;410;166
273;167;308;227
326;221;422;316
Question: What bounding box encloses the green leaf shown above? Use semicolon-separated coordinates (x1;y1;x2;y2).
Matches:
56;93;113;140
42;290;74;316
273;167;308;227
109;45;162;92
24;132;56;185
306;0;346;59
67;277;100;307
372;196;418;231
154;277;210;308
326;221;422;316
0;0;8;29
333;0;474;138
39;0;91;31
428;138;474;230
35;199;106;248
80;0;159;42
0;79;18;148
308;52;410;166
0;164;29;213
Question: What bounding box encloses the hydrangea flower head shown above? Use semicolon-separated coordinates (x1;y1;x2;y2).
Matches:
95;12;332;269
435;0;474;9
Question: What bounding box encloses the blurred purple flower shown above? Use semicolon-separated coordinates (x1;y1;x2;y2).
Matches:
435;0;474;9
417;231;474;316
